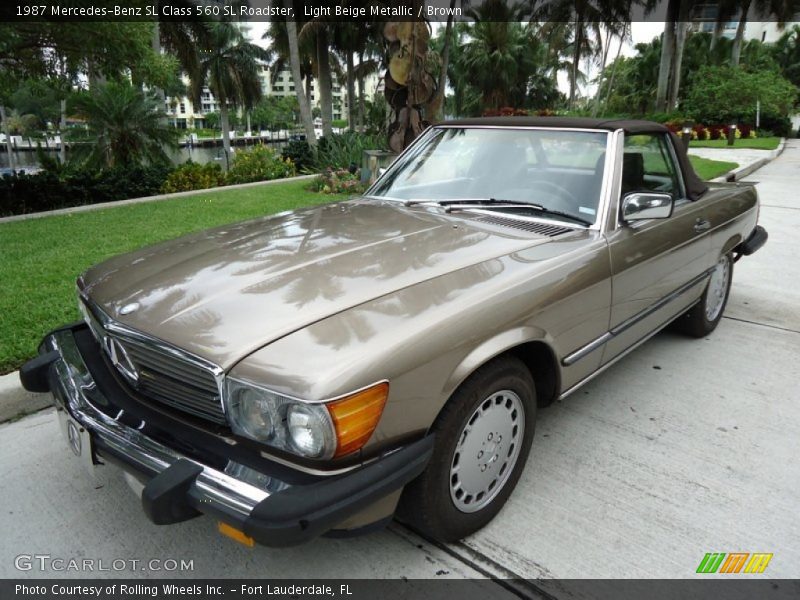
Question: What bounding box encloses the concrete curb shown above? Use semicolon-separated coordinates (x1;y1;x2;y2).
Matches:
0;371;50;424
0;174;318;224
710;138;786;183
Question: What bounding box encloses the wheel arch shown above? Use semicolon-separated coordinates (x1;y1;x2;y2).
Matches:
441;328;562;414
721;233;745;257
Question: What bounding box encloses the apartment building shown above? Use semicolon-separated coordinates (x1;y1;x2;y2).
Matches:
690;3;799;43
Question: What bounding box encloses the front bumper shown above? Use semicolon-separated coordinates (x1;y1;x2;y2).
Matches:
21;324;433;546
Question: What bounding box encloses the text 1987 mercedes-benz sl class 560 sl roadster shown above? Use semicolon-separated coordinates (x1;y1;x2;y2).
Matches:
21;117;768;546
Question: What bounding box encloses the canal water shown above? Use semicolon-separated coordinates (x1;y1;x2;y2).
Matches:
0;141;288;171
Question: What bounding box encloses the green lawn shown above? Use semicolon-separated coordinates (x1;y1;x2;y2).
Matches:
0;179;343;375
688;155;739;180
688;137;781;150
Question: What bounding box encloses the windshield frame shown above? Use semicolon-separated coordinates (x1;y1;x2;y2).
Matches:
365;125;618;231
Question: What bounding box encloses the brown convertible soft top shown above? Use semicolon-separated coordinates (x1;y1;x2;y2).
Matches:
440;117;709;200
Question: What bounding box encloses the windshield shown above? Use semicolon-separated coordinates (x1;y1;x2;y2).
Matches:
369;127;609;224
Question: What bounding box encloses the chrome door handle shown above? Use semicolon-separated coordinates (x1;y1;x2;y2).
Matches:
694;218;711;233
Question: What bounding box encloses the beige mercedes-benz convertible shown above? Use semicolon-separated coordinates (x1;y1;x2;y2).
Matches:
22;117;767;546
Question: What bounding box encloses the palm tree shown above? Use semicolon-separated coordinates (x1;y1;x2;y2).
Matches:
285;20;317;146
330;22;381;129
192;22;270;166
655;0;682;112
592;22;630;117
265;16;318;144
71;81;177;168
548;0;632;108
457;1;539;112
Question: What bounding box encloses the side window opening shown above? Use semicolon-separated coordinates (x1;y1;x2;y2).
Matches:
622;134;682;199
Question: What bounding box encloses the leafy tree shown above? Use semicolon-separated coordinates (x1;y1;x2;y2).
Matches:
0;22;171;168
9;80;60;129
682;65;797;124
250;95;299;130
597;31;788;116
1;110;38;135
71;81;178;168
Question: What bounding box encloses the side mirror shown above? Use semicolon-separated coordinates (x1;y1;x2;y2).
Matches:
621;192;674;222
377;167;387;177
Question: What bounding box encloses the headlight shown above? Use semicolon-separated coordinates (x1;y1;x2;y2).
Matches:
225;379;389;460
286;404;334;458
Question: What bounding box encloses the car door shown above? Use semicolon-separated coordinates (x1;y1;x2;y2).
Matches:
601;132;712;364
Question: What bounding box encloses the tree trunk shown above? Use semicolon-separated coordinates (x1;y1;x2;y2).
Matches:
346;51;356;130
357;51;365;132
433;0;457;120
668;14;689;110
731;0;752;66
591;26;612;118
655;3;678;112
151;22;167;125
0;105;15;171
287;20;317;147
316;29;333;138
220;104;232;168
710;17;725;50
569;19;584;108
601;29;627;113
59;99;67;164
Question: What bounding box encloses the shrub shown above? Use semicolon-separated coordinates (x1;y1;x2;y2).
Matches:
97;165;172;199
281;140;314;170
308;168;367;195
708;125;723;140
161;162;225;193
759;114;792;137
226;145;296;185
0;165;171;217
693;125;708;140
314;131;385;172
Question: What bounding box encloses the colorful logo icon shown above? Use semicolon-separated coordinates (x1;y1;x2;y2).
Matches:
696;552;773;574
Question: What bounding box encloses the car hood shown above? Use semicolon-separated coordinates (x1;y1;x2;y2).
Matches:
81;200;550;368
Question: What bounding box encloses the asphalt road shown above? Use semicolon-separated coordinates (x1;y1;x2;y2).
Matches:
1;143;798;585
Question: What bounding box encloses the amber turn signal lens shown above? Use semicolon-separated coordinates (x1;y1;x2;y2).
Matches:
327;382;389;458
218;521;255;547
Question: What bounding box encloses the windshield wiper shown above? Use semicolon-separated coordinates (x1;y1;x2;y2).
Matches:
402;197;593;226
404;197;544;209
525;207;594;227
444;202;543;213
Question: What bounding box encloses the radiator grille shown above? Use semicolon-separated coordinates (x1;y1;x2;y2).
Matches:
110;334;226;424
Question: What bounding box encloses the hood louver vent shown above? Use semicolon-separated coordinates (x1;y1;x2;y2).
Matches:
469;215;574;237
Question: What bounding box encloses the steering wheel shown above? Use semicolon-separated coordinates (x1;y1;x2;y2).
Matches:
526;180;579;207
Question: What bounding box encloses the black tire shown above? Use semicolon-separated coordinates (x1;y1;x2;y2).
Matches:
398;356;537;542
676;253;733;338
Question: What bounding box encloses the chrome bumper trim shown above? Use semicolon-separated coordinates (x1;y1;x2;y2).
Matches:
46;329;270;521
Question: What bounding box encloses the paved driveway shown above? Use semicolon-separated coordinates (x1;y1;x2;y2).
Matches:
1;144;798;585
